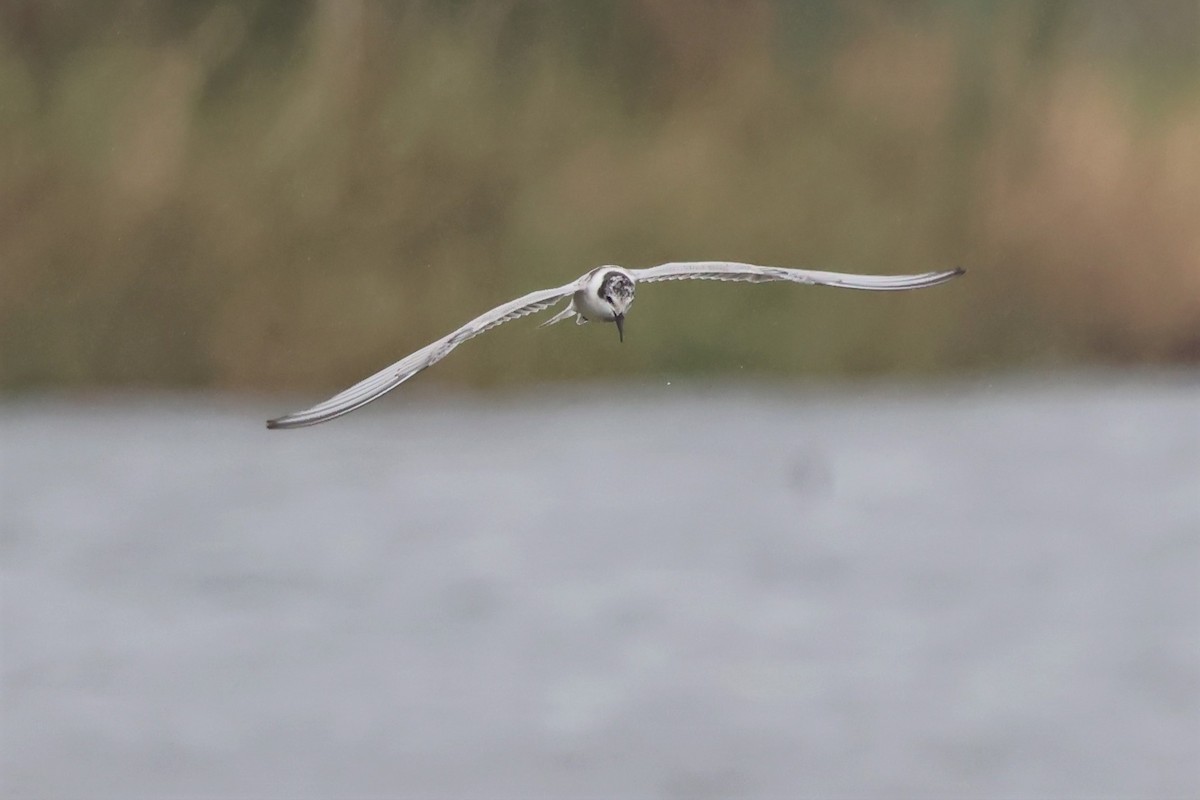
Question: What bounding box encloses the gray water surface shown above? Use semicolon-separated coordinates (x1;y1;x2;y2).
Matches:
3;375;1198;798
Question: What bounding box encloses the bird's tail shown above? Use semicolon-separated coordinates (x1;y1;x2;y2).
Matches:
539;300;577;328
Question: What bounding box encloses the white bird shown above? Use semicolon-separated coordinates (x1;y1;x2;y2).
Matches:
266;262;964;429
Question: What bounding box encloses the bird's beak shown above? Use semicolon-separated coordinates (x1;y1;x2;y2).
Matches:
614;313;625;343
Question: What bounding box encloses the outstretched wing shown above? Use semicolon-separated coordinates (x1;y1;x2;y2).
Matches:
630;261;964;290
267;281;581;429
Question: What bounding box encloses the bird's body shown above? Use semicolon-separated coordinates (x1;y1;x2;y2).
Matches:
267;261;963;429
542;266;636;333
578;267;635;324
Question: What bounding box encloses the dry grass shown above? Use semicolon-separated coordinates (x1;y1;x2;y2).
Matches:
1;0;1197;392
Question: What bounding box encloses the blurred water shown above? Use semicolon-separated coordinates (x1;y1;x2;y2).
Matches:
2;374;1198;798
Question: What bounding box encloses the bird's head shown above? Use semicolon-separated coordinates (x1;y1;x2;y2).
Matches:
596;268;635;341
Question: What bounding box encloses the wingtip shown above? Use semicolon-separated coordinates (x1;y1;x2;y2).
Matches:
265;418;282;430
952;266;966;277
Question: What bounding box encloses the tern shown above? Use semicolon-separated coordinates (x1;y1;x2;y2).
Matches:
267;261;964;429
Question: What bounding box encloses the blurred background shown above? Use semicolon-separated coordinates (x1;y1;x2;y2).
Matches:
2;1;1198;797
2;0;1198;387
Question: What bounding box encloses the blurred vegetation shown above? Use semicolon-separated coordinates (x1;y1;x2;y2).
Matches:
1;0;1197;393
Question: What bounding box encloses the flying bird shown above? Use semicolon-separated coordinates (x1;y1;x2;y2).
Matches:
267;261;964;429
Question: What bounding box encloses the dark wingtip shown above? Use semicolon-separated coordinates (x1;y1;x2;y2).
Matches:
266;418;281;430
952;266;966;276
